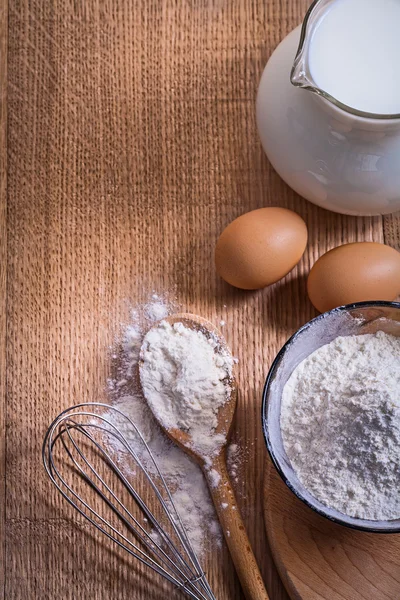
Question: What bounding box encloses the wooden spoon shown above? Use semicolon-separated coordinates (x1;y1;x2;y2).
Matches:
139;313;270;600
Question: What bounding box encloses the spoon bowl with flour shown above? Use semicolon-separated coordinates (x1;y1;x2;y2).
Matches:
139;313;270;600
140;313;237;463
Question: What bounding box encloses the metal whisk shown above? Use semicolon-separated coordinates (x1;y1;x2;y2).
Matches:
42;402;216;600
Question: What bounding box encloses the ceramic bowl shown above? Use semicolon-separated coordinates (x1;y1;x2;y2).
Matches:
262;301;400;532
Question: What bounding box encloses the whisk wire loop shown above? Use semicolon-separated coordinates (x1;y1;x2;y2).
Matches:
43;403;216;600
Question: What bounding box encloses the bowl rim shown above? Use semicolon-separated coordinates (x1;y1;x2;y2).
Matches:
261;300;400;533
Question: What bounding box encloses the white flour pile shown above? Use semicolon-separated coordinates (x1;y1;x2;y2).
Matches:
140;320;234;458
281;331;400;521
105;295;235;556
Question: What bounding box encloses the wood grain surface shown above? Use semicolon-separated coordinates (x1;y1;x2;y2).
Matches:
2;0;397;599
0;0;6;597
264;461;400;600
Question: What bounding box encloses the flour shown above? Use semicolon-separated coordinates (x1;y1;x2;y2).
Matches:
208;469;221;488
140;320;234;457
144;295;169;321
281;331;400;520
112;395;219;554
227;443;239;482
105;296;223;556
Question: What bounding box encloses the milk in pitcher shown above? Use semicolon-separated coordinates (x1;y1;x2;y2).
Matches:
308;0;400;115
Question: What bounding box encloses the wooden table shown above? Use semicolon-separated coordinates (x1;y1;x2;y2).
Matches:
1;1;398;598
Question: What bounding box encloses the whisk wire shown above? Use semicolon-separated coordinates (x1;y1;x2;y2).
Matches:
49;423;208;599
64;414;205;581
61;420;200;586
42;403;216;600
46;423;209;600
48;426;178;583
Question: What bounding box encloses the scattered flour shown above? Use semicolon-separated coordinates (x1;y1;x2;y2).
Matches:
208;469;221;489
144;296;169;322
281;331;400;521
105;296;224;556
140;320;233;457
227;443;240;481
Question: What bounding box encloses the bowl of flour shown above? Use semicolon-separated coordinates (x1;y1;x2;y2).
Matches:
262;301;400;532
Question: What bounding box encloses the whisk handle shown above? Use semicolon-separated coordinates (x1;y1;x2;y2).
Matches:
203;454;270;600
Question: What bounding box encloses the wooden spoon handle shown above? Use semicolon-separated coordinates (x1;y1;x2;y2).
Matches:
204;454;270;600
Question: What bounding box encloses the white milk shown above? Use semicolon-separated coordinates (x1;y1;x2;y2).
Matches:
309;0;400;115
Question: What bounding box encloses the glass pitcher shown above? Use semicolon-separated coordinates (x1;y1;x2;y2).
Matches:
256;0;400;216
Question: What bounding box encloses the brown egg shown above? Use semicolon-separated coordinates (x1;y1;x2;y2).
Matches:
307;242;400;313
215;207;308;290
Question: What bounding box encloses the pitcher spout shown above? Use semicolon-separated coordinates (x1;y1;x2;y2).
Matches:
289;0;400;120
290;62;312;90
290;0;331;93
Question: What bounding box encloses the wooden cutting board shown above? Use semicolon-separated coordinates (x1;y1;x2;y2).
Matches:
264;459;400;600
